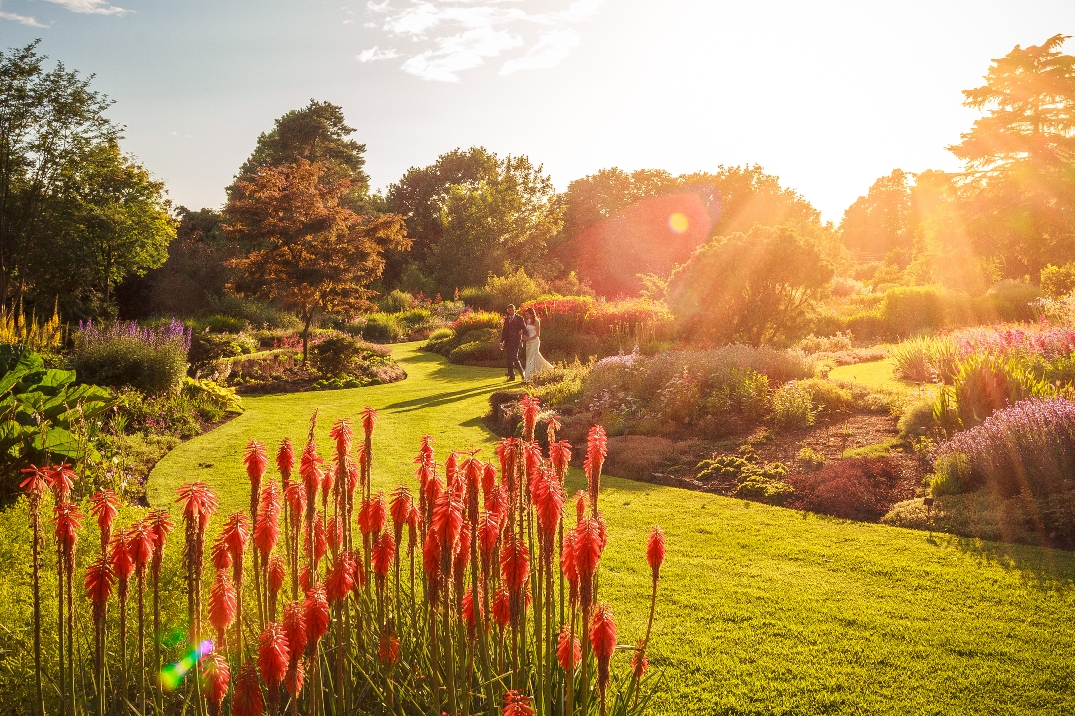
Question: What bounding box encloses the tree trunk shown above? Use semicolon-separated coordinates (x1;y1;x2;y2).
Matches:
302;311;313;362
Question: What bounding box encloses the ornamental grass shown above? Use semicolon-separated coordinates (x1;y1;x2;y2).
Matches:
17;397;664;715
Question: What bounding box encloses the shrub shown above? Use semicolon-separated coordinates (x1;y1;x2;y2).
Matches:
791;457;904;520
194;314;247;333
181;377;243;415
879;286;946;337
696;455;752;481
798;378;853;414
452;310;504;334
205;294;301;330
842;437;903;459
449;339;501;364
424;327;456;353
188;331;243;365
310;335;388;378
891;336;960;383
898;399;939;440
362;313;405;342
931;397;1075;498
1041;262;1075;299
72;319;190;395
939;353;1054;429
983;280;1040;322
797;332;853;354
772;381;816;428
379;289;414;313
844;310;886;340
459;268;545;312
797;446;826;470
734;462;793;504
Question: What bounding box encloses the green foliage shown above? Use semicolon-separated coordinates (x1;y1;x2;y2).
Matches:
0;348;113;487
840;169;917;256
193;314;247;333
984;280;1040;321
379;289;414;313
72;328;188;396
797;446;826;470
667;224;834;345
891;336;960;383
696;455;752;481
181;377;243;415
879;286;946;337
771;380;816;428
898;399;940;440
934;353;1055;431
1041;262;1075;298
459;267;545;312
930;453;973;496
310;335;391;378
843;438;903;459
735;462;794;504
187;331;258;367
362;313;405;342
797;378;854;414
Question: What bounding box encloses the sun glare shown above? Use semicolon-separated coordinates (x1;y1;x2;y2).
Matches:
668;212;689;234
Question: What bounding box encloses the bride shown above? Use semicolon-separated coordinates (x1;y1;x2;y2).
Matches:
521;307;554;382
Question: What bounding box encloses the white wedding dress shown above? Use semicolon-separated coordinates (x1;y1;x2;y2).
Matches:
523;323;554;381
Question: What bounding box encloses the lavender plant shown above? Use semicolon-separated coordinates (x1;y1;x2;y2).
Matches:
73;320;192;395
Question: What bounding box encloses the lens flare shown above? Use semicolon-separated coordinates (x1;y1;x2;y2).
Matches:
159;639;214;690
668;212;689;234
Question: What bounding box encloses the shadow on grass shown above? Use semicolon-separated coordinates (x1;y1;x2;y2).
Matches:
384;383;503;413
942;532;1075;590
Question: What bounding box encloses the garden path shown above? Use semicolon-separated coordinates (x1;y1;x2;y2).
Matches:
149;343;1075;715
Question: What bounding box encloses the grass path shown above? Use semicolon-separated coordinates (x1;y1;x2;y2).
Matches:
151;344;1075;715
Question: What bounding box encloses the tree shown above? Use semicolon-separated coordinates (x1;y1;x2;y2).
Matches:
946;34;1075;279
840;169;919;258
224;160;409;357
0;41;120;317
666;225;834;345
232;100;370;209
431;155;561;290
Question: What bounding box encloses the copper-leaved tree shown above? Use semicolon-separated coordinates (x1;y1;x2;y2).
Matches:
223;159;410;358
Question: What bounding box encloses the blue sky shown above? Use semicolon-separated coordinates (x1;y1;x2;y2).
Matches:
1;0;1073;221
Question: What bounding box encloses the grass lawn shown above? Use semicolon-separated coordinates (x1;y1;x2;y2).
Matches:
148;344;1075;714
830;358;941;402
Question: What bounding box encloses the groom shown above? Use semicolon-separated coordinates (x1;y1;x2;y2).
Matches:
499;304;526;381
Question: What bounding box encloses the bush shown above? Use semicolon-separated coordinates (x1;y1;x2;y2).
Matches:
194;314;247;333
798;378;853;414
205;294;301;330
931;397;1075;498
880;286;946;337
844;310;886;341
898;399;939;440
310;335;390;378
362;313;405;342
938;353;1054;430
188;331;244;365
460;268;545;312
734;462;793;504
797;446;826;470
73;320;190;395
1041;262;1075;299
452;310;504;334
772;380;816;428
797;332;853;354
891;336;960;383
983;280;1040;322
791;457;904;520
379;289;414;313
424;327;456;353
449;339;501;364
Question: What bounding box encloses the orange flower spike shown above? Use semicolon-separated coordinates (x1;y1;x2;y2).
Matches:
89;489;120;545
258;622;290;687
233;659;264;716
19;464;49;496
390;485;411;539
208;570;237;638
201;652;231;716
419;434;435;462
492;587;511;630
268;555;286;596
573;518;602;606
326;551;355;603
284;658;305;698
303;584;330;642
520;395;541;439
147;508;173;578
254;479;281;559
299;442;324;502
378;631;401;665
369;491;388;536
481;462;497;501
647;525;666;583
212;536;233;571
361;406;378;439
584;425;607;514
53;501;83;559
372;532;395;586
478;511;500;570
631;637;649;678
220;512;251;564
486;484;508;520
556;624;581;672
83;554;114;623
348;462;360;498
276;437;295;486
109;531;134;588
126;520;155;573
590;602;618;707
574;491;588;524
244;439;269;492
532;469;563;546
445;451;459;489
329;417;353;456
461;586;483;638
549;441;572;482
47;464;77;502
499;535;530;596
285;481;307;524
432;482;464;568
406;504;420;554
502;690;535;716
175;481;219;530
561;530;579;606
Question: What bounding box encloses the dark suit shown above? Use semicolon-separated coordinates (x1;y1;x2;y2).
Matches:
501;313;526;379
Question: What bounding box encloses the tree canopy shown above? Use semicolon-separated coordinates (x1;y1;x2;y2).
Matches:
839;169;919;258
224;160;408;356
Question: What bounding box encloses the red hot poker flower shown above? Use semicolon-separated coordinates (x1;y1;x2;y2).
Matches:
254;479;281;559
326;551;355;604
282;600;307;659
561;530;579;606
500;535;530;596
574;491;588;524
590;603;618;704
407;504;420;554
445;451;459;489
433;482;464;573
378;631;400;665
557;624;581;672
549;440;572;481
268;554;286;596
304;584;330;642
109;532;134;591
211;537;233;571
503;689;535;716
285;658;305;698
285;481;307;523
126;520;155;574
244;440;269;491
361;406;378;439
300;443;324;502
53;500;83;561
372;532;395;585
258;621;290;687
482;462;497;501
175;482;219;531
574;517;603;607
631;637;649;678
647;525;666;583
233;659;264;716
492;587;511;630
584;425;608;513
47;464;77;502
276;437;295;485
202;652;230;716
531;469;563;546
220;512;251;568
83;554;114;624
520;394;541;439
208;570;237;639
369;491;387;536
89;489;120;545
329;417;353;456
461;586;483;638
390;485;411;540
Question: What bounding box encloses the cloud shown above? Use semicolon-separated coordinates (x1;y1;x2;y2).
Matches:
43;0;126;15
364;0;603;82
500;28;578;75
401;25;521;82
358;46;400;62
0;7;46;26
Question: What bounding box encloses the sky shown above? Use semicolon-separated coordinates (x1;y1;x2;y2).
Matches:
1;0;1073;222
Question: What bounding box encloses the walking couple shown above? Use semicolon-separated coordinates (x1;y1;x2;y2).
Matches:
500;304;553;382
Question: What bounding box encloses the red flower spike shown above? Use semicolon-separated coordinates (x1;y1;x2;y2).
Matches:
503;689;535;716
201;652;230;716
561;530;579;605
631;637;649;678
258;622;290;687
109;532;134;587
486;484;507;520
83;554;114;623
285;481;307;523
520;395;541;439
590;602;618;702
282;600;307;658
19;464;49;496
146;508;174;550
208;570;237;637
444;451;459;490
647;525;666;582
211;536;233;571
326;551;355;603
304;584;330;642
348;462;359;497
126;520;154;572
268;554;286;596
407;505;420;554
89;489;120;542
53;501;83;558
557;624;581;672
175;481;219;530
379;630;401;665
220;512;251;564
300;443;324;502
432;482;464;570
358;497;372;535
584;425;608;512
320;459;335;497
549;440;572;480
285;657;305;698
532;469;563;545
461;586;483;638
233;659;264;716
500;535;530;595
244;439;269;490
47;464;77;502
481;462;497;500
424;474;443;515
492;587;511;629
372;532;395;584
419;434;435;463
276;438;295;484
478;511;500;565
329;418;353;456
369;491;387;536
574;491;588;524
361;406;378;439
574;517;602;606
304;513;327;563
453;522;471;580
